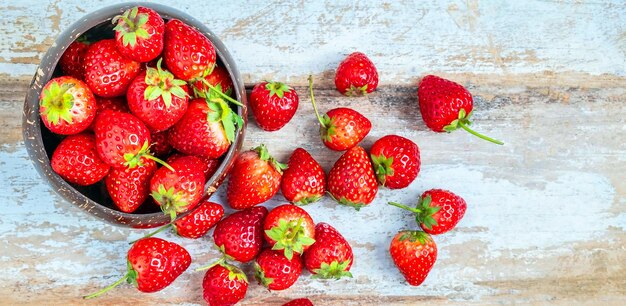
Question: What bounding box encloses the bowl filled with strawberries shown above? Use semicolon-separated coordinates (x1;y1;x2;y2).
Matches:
22;3;247;228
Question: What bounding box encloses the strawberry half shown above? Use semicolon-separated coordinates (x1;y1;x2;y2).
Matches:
418;75;503;145
51;132;110;186
213;206;268;262
150;155;205;220
327;146;378;210
163;19;216;82
389;189;467;235
113;6;164;63
249;81;299;131
370;135;421;189
263;204;316;260
83;39;141;97
389;230;437;286
255;248;303;291
105;157;157;213
39;76;96;135
59;38;90;80
303;222;353;280
309;76;371;151
334;52;378;96
281;148;326;205
201;261;248;306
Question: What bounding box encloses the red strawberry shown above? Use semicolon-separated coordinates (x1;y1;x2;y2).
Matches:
39;76;96;135
334;52;378;96
88;96;129;131
51;133;110;186
202;261;248;306
327;146;378;210
389;230;437;286
173;199;224;239
213;206;268;262
370;135;421;189
105;157;157;213
389;189;467;235
150;155;205;220
163;19;216;82
94;111;155;169
113;6;164;62
255;249;303;291
83;39;141;97
227;145;286;210
150;130;173;157
263;204;315;260
283;298;314;306
309;76;371;151
167;152;220;181
83;237;191;298
168;98;240;158
418;75;503;145
249;81;299;131
303;222;353;279
192;65;233;98
281;148;326;205
126;61;189;132
59;39;90;80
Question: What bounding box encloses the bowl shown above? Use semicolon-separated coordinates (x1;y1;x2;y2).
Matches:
22;2;247;228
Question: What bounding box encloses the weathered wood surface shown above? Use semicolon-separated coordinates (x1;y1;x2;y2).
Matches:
1;1;625;305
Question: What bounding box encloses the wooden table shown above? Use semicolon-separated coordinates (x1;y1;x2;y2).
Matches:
1;1;624;305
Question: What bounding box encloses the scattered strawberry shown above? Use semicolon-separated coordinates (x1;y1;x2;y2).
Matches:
213;206;268;262
389;189;467;235
327;146;378;210
192;65;233;98
303;222;353;279
83;39;141;97
227;144;286;210
167;152;220;181
255;249;303;291
84;237;191;298
150;130;173;157
201;261;248;306
173;199;223;239
418;75;503;145
59;39;90;80
127;60;189;132
39;76;96;135
163;19;216;82
334;52;378;96
309;76;371;151
281;148;326;205
264;204;316;260
283;298;314;306
370;135;421;189
389;230;437;286
105;157;157;213
150;155;205;220
249;81;299;131
88;96;129;131
51;133;110;186
113;6;164;62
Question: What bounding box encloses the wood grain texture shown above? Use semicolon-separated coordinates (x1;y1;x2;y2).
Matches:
0;0;625;305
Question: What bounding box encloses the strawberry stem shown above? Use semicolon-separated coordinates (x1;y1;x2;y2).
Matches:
142;154;175;171
83;272;129;299
388;202;422;214
128;223;173;244
308;75;326;128
201;79;243;106
288;218;303;241
458;121;503;145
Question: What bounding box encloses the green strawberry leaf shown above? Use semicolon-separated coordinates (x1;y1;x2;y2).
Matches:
265;81;291;99
311;260;353;280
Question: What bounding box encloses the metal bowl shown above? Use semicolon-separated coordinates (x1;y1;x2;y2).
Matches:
22;2;246;228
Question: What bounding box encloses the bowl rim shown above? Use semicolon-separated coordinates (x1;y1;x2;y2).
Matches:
22;2;247;228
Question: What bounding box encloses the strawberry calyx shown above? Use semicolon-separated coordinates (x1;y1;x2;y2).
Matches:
444;108;504;145
265;218;315;260
151;184;188;221
398;230;433;245
143;58;188;108
311;260;353;280
124;141;174;171
265;81;290;99
389;195;441;230
196;256;249;283
206;96;243;143
112;7;150;47
345;84;368;97
198;77;243;107
328;192;366;211
254;144;287;175
83;256;140;299
40;81;75;125
308;75;337;142
371;154;394;186
253;262;274;288
294;195;323;206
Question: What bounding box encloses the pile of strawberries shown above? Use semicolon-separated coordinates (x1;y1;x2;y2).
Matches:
38;5;504;305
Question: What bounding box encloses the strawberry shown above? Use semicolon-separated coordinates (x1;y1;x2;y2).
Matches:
192;65;233;98
249;81;299;131
213;206;268;262
264;204;315;260
173;199;223;239
163;19;216;82
59;39;90;80
309;76;371;151
283;298;314;306
39;76;96;135
127;60;189;132
418;75;503;145
88;96;129;131
303;222;353;279
281;148;326;205
167;152;220;181
112;6;164;62
334;52;378;96
327;146;378;210
389;189;467;235
83;237;191;298
389;230;437;286
168;98;241;159
226;145;286;210
150;155;205;220
83;39;141;97
254;249;303;291
370;135;421;189
150;130;172;157
201;261;248;306
51;133;110;186
105;157;157;213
